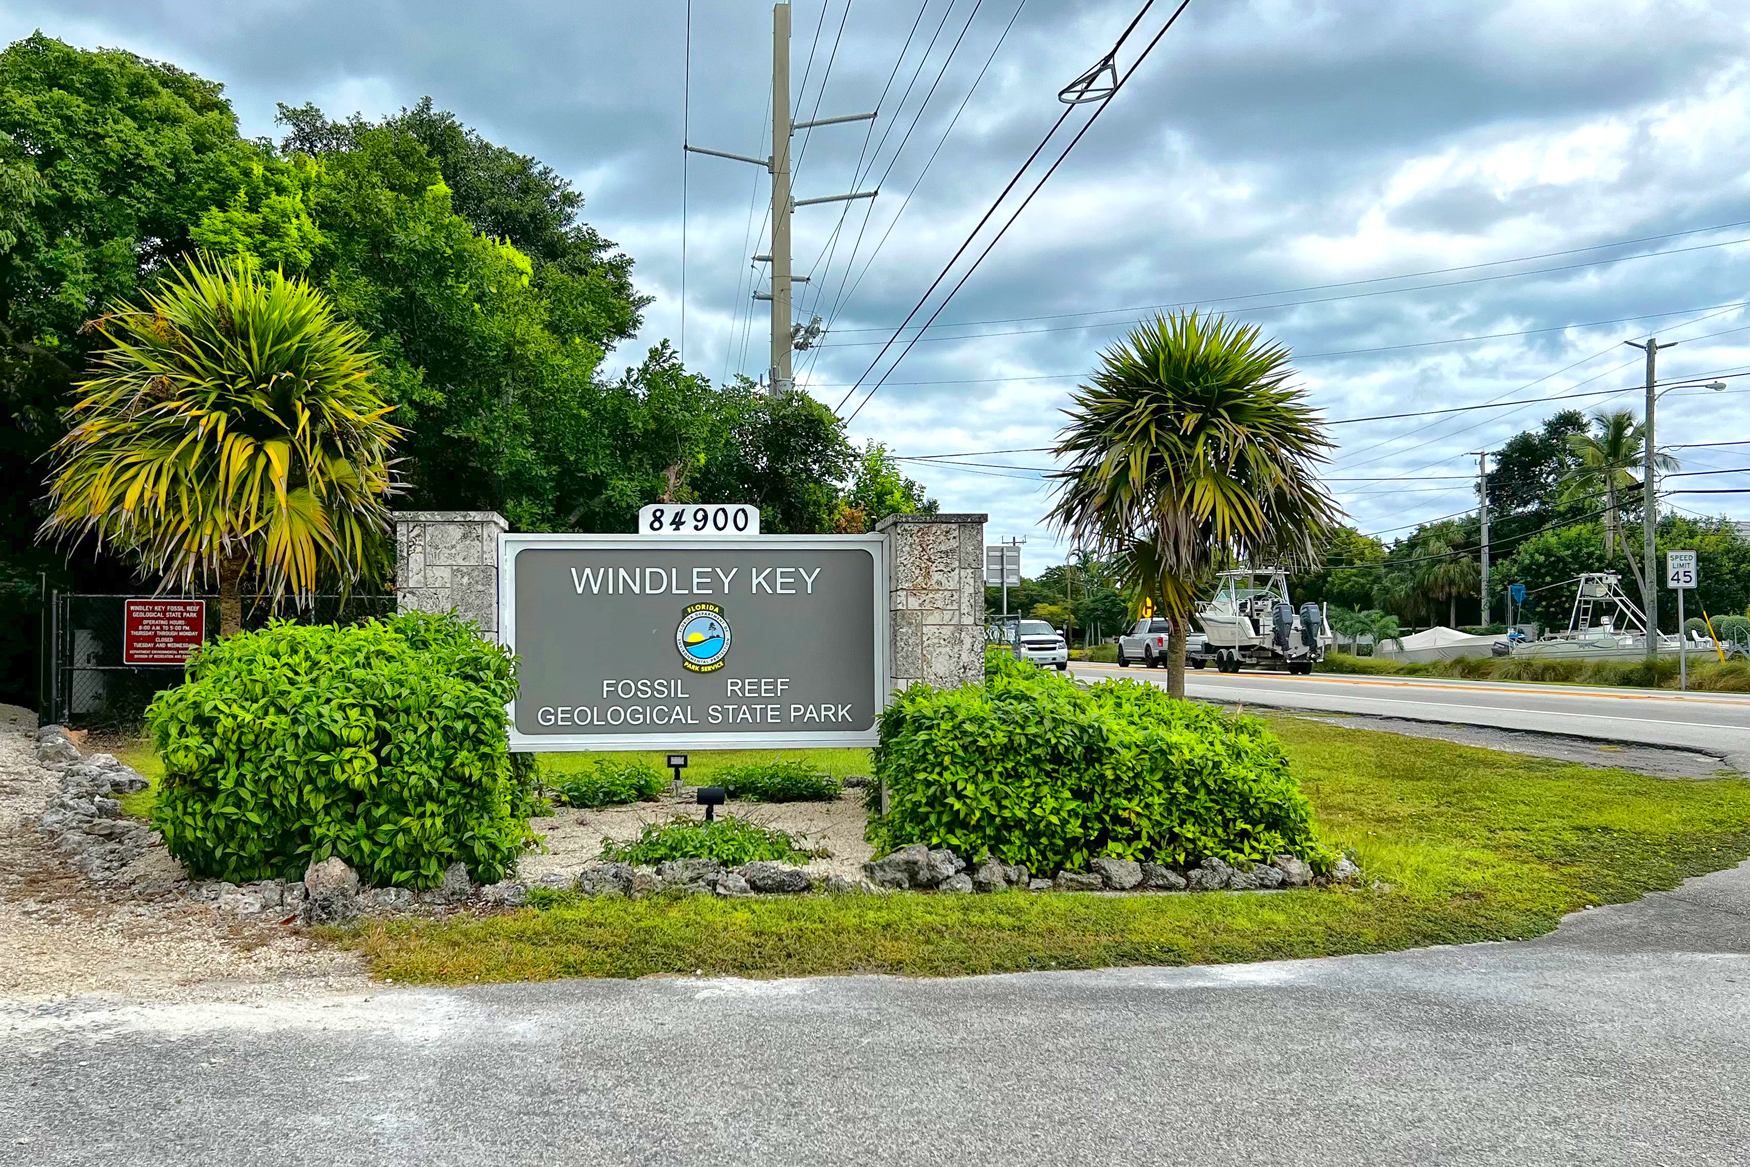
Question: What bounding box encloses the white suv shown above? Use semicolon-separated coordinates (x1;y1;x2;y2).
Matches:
1002;619;1069;670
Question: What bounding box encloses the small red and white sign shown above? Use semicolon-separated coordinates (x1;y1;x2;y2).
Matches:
123;599;207;666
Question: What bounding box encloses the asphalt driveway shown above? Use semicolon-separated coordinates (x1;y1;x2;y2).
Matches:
6;856;1748;1166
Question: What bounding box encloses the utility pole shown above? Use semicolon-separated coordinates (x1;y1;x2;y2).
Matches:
1471;450;1490;627
686;3;878;395
1624;336;1672;662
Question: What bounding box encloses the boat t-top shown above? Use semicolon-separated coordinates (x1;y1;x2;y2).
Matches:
1510;572;1686;662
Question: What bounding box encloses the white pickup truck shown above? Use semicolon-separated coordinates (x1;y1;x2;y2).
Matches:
1116;617;1209;669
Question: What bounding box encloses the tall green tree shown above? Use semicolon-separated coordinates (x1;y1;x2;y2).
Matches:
1048;311;1342;697
1559;409;1675;603
38;254;399;635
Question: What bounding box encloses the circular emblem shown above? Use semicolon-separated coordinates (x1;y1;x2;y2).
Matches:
676;603;732;673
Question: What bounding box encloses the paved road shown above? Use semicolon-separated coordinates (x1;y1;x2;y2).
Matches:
1073;662;1750;766
4;862;1749;1166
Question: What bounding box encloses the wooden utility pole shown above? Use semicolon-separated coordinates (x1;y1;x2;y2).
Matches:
687;3;878;394
1624;337;1671;662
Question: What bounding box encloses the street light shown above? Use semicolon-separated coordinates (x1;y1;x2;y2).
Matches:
1636;364;1728;660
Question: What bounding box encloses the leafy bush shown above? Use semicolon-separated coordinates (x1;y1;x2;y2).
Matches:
147;611;538;888
871;664;1330;875
599;816;818;866
1707;614;1750;643
713;758;840;802
550;760;666;808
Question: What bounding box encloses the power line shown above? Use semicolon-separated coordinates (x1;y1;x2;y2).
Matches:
821;216;1750;338
680;0;693;361
797;0;989;356
845;0;1195;422
805;299;1750;386
802;0;1026;381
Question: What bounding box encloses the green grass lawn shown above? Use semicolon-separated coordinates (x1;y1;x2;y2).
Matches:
329;715;1750;982
107;739;163;819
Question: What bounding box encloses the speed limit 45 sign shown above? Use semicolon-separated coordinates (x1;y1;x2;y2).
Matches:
1665;550;1698;589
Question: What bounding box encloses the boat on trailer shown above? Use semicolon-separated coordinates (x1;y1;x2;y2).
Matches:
1194;568;1332;674
1509;572;1689;662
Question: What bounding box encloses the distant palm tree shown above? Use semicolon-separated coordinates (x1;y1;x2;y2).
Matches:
1329;607;1404;655
40;254;401;636
1048;311;1342;697
1413;529;1481;628
1560;409;1677;585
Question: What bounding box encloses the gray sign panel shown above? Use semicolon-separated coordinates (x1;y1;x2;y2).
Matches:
500;534;886;751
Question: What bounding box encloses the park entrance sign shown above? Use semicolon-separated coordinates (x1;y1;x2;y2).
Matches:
500;534;886;751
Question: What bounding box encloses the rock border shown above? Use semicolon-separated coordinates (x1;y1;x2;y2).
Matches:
32;728;1359;917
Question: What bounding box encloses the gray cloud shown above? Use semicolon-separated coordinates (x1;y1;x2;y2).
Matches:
6;0;1749;555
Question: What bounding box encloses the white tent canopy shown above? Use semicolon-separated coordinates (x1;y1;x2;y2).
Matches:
1373;626;1501;663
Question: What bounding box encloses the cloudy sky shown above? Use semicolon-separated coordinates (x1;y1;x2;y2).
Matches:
7;0;1749;564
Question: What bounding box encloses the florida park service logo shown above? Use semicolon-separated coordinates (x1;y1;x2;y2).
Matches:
676;603;732;673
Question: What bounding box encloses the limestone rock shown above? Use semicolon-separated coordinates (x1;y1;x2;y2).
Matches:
971;856;1008;893
1330;856;1362;884
715;871;753;898
863;843;934;889
1272;855;1313;887
1028;878;1053;892
657;858;723;890
1090;857;1142;891
1140;863;1187;891
36;737;79;765
629;866;662;898
741;862;811;894
925;848;964;886
1186;858;1233;892
577;863;634;896
482;882;529;907
303;857;360;923
1053;871;1103;892
937;873;974;894
440;861;473;901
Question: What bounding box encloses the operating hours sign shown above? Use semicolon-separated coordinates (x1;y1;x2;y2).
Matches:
499;533;887;751
122;598;206;666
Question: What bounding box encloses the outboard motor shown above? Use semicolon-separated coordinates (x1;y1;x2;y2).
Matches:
1299;602;1323;657
1272;601;1297;654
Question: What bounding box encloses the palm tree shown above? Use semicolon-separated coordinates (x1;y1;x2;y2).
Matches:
1413;529;1481;628
40;253;401;636
1329;607;1404;655
1560;409;1677;596
1048;311;1342;697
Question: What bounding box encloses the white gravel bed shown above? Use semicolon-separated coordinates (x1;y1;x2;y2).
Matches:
0;704;368;1006
519;787;876;884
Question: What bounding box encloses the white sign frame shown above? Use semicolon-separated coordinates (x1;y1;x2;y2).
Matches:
499;532;888;752
636;503;760;537
1665;550;1698;590
985;544;1021;586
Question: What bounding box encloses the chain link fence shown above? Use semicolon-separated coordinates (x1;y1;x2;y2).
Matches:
43;592;396;728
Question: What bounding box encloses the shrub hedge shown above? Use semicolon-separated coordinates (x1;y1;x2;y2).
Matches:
599;816;817;866
869;652;1329;874
550;759;666;808
713;758;841;802
147;612;538;888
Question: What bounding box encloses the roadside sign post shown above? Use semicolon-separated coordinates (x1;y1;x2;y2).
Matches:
1666;551;1698;691
1509;583;1526;629
985;542;1022;616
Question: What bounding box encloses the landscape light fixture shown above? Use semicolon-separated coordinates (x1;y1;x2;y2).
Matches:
696;786;726;822
667;753;688;797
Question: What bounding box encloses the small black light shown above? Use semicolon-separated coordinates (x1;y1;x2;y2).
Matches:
696;785;726;822
667;753;688;796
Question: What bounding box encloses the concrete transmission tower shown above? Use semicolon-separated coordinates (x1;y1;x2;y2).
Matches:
687;2;878;394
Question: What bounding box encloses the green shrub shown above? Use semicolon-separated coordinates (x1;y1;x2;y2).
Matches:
713;758;840;801
871;664;1331;875
550;760;665;808
599;816;818;865
146;611;537;888
1708;614;1750;643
